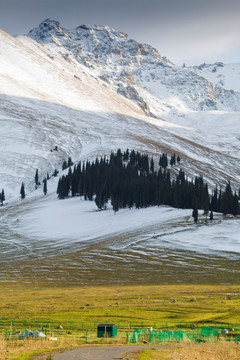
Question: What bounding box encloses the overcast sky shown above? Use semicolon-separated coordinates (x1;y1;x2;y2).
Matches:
0;0;240;65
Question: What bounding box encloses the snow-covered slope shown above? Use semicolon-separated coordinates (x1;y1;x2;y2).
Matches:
192;62;240;92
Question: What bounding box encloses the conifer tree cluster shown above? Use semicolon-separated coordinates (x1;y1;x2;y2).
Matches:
210;182;239;216
56;149;239;216
17;168;49;201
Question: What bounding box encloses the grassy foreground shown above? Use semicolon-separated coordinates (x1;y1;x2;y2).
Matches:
0;283;239;359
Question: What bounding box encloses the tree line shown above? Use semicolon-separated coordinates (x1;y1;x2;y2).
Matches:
2;149;238;221
56;149;239;219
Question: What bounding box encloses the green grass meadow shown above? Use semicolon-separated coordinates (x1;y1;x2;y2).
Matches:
1;283;240;325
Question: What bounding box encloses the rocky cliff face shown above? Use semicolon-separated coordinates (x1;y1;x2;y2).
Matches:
28;19;240;115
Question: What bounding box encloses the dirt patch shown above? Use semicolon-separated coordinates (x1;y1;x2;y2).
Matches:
122;350;141;359
29;348;72;360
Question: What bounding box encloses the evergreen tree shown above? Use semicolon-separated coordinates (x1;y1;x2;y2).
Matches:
210;210;213;221
130;150;136;165
150;157;154;173
177;169;185;183
68;157;73;167
0;188;5;205
170;154;176;166
123;149;129;161
111;196;119;213
20;182;25;199
222;193;228;216
192;197;198;223
43;178;47;195
225;181;233;215
210;187;218;212
217;189;222;213
62;160;68;170
35;169;40;188
95;188;107;210
202;184;209;217
53;169;59;177
232;192;239;216
159;153;168;168
57;175;70;199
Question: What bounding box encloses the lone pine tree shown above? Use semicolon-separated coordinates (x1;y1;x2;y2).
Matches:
35;169;40;188
20;182;25;199
43;178;47;195
0;188;5;205
192;198;198;223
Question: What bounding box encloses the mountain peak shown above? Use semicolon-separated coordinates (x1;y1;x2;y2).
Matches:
28;19;167;61
28;18;66;42
40;18;60;28
26;19;240;114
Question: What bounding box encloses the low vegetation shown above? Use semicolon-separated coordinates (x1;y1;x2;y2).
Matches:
134;343;240;360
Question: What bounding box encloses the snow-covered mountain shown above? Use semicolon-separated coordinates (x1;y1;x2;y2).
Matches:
27;19;240;114
1;19;240;202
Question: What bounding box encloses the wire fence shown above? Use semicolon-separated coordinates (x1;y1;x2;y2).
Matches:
1;319;240;344
0;319;239;331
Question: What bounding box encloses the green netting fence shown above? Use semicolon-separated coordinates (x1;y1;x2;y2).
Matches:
126;325;240;344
